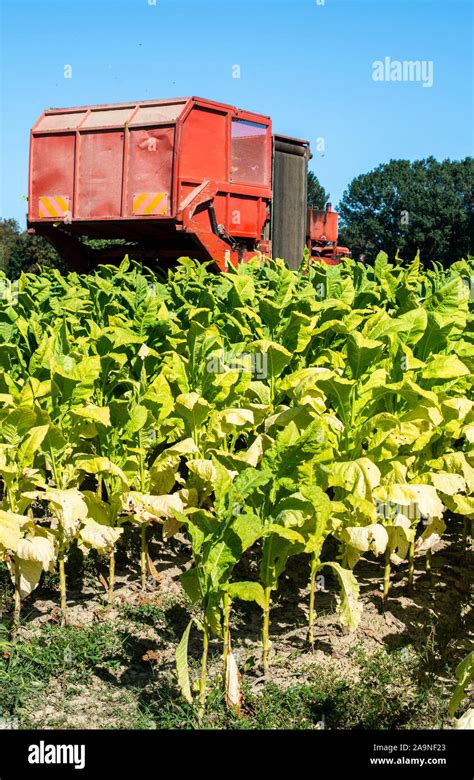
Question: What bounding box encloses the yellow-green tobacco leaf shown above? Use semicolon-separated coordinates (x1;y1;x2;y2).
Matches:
329;458;381;501
455;709;474;729
281;311;317;353
441;397;473;422
2;407;37;445
280;366;331;394
12;559;43;598
298;394;327;414
431;453;474;493
228;273;255;304
143;373;175;423
323;412;345;434
422;355;470;380
224;581;266;610
259;298;283;330
17;425;50;468
266;525;306;545
0;460;19;488
314;374;355;425
175;393;211;433
236;434;266;467
318;561;362;631
79;520;123;553
157;438;199;459
341;524;389;556
76;457;129;487
0;510;24;551
18;379;51;404
381;461;409;484
346;331;384;379
231;512;265;552
449;651;474;717
81;492;115;525
374;378;439;407
149;463;180;494
343;545;363;569
136;343;157;360
212;459;236;508
129;488;198;519
176;620;194;705
71;405;111;426
387;518;415;565
462;423;474;444
443;494;474;519
396;308;429;346
344;493;377;525
207;368;247;405
399;344;426;371
356;368;389;402
238;403;271;427
17;535;56;570
251;339;292;380
126;405;149;436
414;517;447;553
426;471;466;496
24;489;89;535
51;354;101;383
163;352;189;393
218;408;255;429
124;491;186;523
402;403;444;428
273;493;315;530
374;483;445;520
265;405;314;433
187;458;217;483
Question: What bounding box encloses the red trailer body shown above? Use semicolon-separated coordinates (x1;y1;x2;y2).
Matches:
28;96;348;270
306;204;350;265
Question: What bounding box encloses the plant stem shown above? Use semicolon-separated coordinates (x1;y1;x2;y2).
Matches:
425;547;431;572
383;548;391;606
199;621;209;718
462;517;471;554
58;542;67;626
408;540;415;588
308;555;319;650
97;474;103;499
13;556;21;631
108;547;115;604
262;585;272;674
223;591;231;677
140;524;148;591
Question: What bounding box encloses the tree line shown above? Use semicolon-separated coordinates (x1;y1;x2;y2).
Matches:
308;156;471;264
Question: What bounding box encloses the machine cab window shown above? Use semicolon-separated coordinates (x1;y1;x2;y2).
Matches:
230;119;267;185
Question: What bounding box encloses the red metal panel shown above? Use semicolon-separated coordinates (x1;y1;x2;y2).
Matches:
126;127;174;216
228;194;261;236
180;107;227;182
76;131;124;218
30;134;75;220
308;208;339;243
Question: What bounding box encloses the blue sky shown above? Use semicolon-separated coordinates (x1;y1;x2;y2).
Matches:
0;0;472;226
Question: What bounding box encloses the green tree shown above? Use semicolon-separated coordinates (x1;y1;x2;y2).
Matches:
0;218;21;272
338;157;473;263
307;171;330;210
0;218;63;278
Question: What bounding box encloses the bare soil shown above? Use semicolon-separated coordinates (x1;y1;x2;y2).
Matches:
11;529;473;729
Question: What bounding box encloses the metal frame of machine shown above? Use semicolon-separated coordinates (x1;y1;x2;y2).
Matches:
28;96;348;271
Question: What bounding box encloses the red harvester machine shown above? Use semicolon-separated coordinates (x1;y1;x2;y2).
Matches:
28;96;349;271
